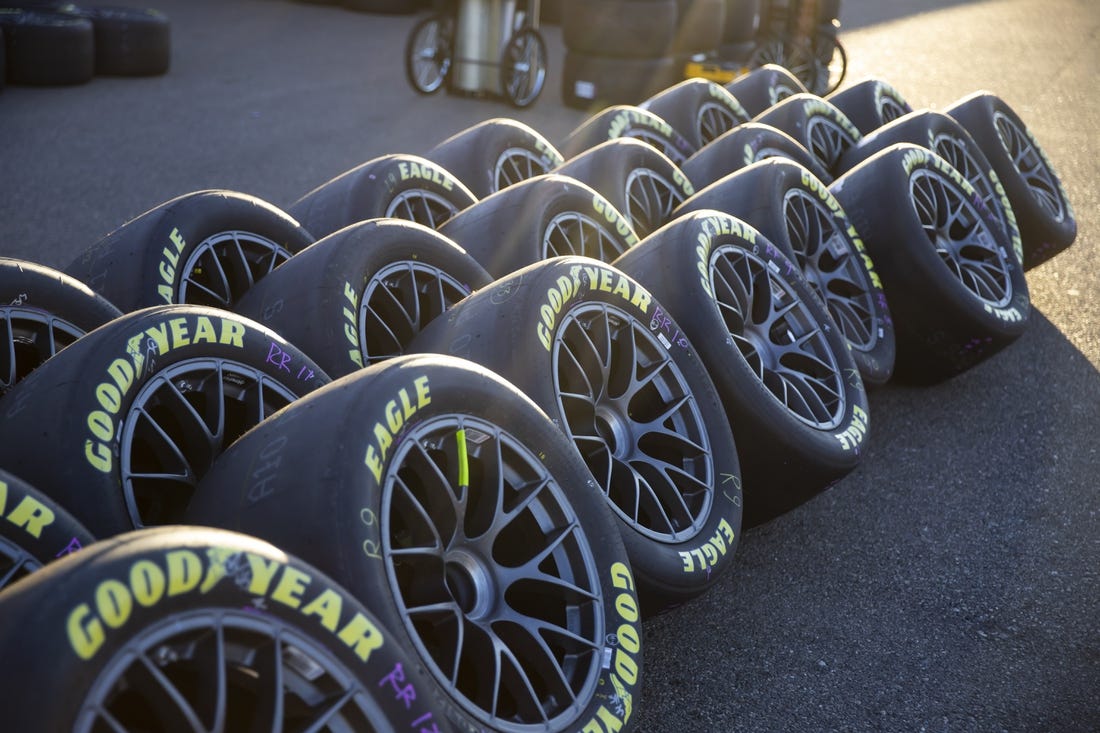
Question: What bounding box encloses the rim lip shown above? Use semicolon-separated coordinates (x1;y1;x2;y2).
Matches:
358;259;472;366
74;609;383;733
177;230;293;308
0;535;41;591
697;100;742;147
992;109;1067;222
494;147;554;194
119;357;300;529
410;16;452;93
781;187;880;352
551;301;715;543
543;210;633;262
623;167;687;238
908;167;1014;308
877;95;910;126
386;188;463;228
708;244;847;430
805;114;857;171
1;306;85;391
380;412;605;731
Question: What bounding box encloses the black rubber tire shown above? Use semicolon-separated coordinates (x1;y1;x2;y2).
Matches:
0;305;331;537
0;467;95;592
289;154;477;239
721;0;760;45
681;120;832;189
423;118;565;199
186;354;646;732
673;0;726;54
407;259;743;612
62;5;171;76
0;525;456;732
612;210;870;526
723;62;807;117
0;25;6;91
562;0;679;58
640;78;751;151
830;143;1031;384
0;8;93;85
233;218;492;377
559;104;697;165
753;91;862;175
945;91;1077;270
836;109;1025;268
562;49;682;111
826;77;913;135
554;137;696;238
0;257;123;395
675;158;896;385
64;189;315;314
439;173;641;278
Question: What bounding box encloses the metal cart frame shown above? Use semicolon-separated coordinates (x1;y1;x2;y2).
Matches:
404;0;547;108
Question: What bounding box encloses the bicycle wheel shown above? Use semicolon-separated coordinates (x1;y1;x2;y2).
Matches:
749;34;819;93
500;26;546;108
404;13;452;95
814;33;847;94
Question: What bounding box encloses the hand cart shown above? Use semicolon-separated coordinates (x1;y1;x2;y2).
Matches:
404;0;547;108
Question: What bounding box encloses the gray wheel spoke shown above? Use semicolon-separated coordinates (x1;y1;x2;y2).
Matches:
383;414;603;728
709;245;845;429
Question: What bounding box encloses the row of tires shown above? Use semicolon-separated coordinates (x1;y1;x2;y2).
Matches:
0;63;1076;731
0;3;170;87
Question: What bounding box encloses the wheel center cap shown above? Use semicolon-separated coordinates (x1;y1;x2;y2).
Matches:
444;550;494;619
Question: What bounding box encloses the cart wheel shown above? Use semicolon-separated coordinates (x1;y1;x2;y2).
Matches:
814;33;847;95
404;13;452;95
749;34;819;94
501;26;546;108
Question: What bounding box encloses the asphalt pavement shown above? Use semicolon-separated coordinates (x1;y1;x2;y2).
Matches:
1;0;1098;731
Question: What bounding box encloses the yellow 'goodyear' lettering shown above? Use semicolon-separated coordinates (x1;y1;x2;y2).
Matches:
342;281;365;369
591;193;640;248
66;548;385;663
802;97;862;142
581;562;640;733
835;404;870;451
672;166;695;198
84;315;247;473
800;171;884;290
678;517;737;573
607;108;674;141
533;137;565;167
363;375;432;483
398;161;454;191
156;227;188;305
0;479;55;539
537;265;652;351
709;83;749;121
694;214;759;297
989;171;1024;265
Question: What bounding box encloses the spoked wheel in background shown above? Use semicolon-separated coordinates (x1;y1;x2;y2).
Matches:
501;26;547;108
405;13;453;94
